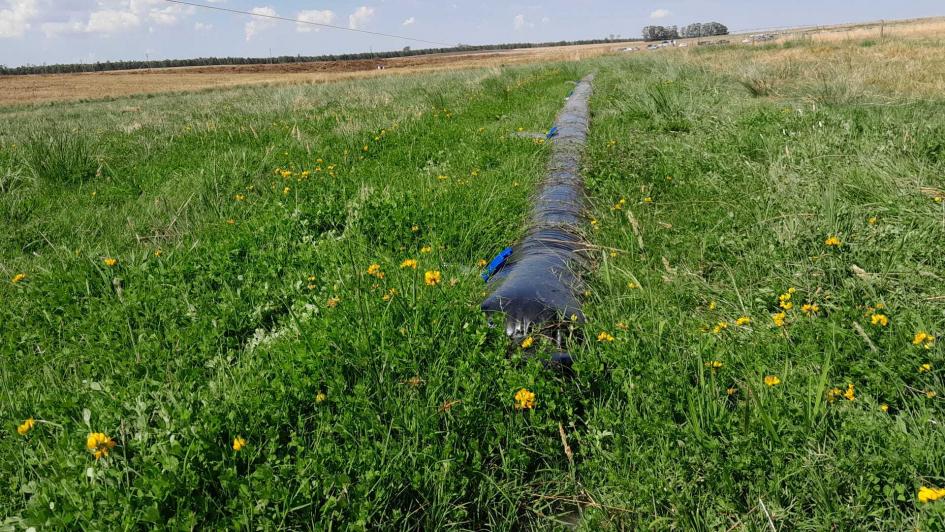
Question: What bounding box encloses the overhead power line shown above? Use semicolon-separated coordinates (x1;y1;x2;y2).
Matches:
164;0;451;46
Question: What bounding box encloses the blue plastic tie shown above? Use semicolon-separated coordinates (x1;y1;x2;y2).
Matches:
481;246;513;282
546;126;558;139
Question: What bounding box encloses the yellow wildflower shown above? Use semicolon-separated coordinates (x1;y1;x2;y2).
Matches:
597;331;615;343
920;363;932;373
919;486;945;503
411;225;419;232
827;387;842;402
367;263;385;279
420;246;432;254
86;432;115;459
735;316;751;326
424;270;442;286
824;235;842;247
764;375;781;387
520;336;534;349
712;321;729;334
400;259;418;269
326;297;340;308
726;386;737;396
232;436;247;451
154;249;163;257
627;281;639;289
226;219;236;225
234;193;245;201
802;303;820;316
436;175;448;181
514;388;536;410
643;197;653;204
103;258;118;267
616;321;629;330
11;273;27;284
772;312;787;327
880;403;889;413
870;313;889;327
705;360;723;370
868;216;878;225
315;391;327;403
913;331;935;349
282;186;290;195
844;383;855;401
928;390;938;398
382;288;397;301
708;300;717;311
17;417;35;436
778;290;793;310
477;258;487;268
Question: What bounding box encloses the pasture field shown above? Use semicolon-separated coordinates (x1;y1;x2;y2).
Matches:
2;33;945;529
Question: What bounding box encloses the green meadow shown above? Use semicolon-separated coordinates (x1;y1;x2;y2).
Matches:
2;37;944;529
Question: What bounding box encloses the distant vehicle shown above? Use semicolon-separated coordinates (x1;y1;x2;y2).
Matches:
678;43;688;47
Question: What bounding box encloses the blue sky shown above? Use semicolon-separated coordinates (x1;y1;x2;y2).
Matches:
1;1;942;67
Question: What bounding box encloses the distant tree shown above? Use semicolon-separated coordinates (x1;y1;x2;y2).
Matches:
680;21;728;38
642;25;679;41
0;36;654;76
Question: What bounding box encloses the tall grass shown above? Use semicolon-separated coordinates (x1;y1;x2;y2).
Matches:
23;132;99;185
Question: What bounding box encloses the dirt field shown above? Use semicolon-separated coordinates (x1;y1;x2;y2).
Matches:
0;42;624;106
3;16;943;107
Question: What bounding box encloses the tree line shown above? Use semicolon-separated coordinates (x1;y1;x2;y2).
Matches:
1;38;633;76
642;22;728;41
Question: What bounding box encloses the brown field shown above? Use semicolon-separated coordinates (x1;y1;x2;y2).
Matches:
0;42;625;106
3;16;944;106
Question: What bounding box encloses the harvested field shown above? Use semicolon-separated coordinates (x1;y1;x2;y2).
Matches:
0;42;626;106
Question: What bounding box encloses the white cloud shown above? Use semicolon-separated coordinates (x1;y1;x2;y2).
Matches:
86;9;140;33
402;16;415;27
650;9;671;20
0;0;39;38
38;0;198;37
513;14;532;31
541;16;550;24
296;9;335;32
348;6;374;30
43;9;140;36
146;4;195;25
194;21;212;31
245;6;276;41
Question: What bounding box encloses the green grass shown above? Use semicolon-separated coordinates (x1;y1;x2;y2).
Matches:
2;41;945;529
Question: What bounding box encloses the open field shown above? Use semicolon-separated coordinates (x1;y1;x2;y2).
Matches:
2;21;945;529
5;16;944;107
0;42;624;106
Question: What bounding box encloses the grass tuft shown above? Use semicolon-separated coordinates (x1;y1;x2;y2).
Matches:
23;132;99;185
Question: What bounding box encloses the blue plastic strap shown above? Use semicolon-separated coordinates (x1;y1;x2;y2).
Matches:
546;126;559;139
481;246;513;282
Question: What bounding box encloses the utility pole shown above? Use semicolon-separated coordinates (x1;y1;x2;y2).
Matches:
880;20;885;39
